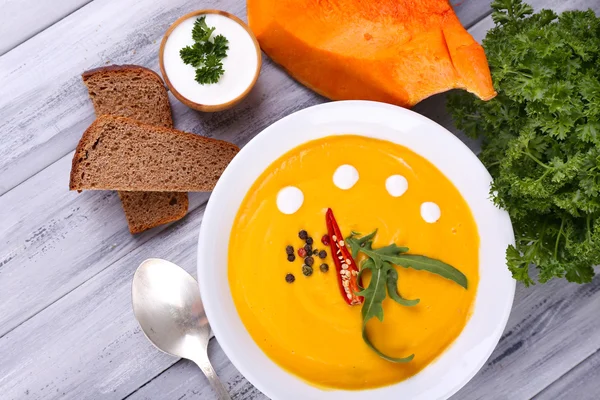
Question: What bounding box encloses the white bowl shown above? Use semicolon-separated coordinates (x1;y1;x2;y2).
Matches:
197;100;515;400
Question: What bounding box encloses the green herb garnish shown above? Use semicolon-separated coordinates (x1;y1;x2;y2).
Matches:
347;230;468;362
179;16;229;85
448;0;600;286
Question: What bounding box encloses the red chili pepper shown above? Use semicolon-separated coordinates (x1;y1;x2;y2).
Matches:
325;208;363;306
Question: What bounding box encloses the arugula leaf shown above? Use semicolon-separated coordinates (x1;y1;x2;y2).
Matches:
387;267;420;307
362;323;414;363
349;230;466;363
347;231;467;288
356;259;387;323
180;17;229;85
357;259;415;363
448;1;600;285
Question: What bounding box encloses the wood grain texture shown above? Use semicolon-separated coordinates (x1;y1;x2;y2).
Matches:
453;273;600;399
0;205;205;400
0;0;91;55
534;348;600;400
0;0;487;196
2;0;599;399
0;57;320;337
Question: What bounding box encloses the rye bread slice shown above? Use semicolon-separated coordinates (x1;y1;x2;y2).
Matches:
82;65;187;233
70;115;239;192
83;64;174;128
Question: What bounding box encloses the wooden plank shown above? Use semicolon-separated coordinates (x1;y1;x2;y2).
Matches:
9;0;600;399
451;274;600;399
0;150;207;337
451;0;493;28
0;57;322;337
0;0;91;55
0;0;490;196
0;0;486;338
125;351;266;400
0;205;204;400
534;348;600;400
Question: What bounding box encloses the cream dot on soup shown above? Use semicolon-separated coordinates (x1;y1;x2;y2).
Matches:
421;202;441;223
276;186;304;214
385;175;408;197
333;164;359;189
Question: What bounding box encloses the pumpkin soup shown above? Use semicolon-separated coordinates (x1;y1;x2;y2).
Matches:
228;135;479;389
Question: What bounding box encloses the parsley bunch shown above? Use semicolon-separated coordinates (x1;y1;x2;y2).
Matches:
448;0;600;285
179;16;229;85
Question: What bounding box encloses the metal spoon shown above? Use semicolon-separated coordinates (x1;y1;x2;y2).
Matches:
132;258;231;400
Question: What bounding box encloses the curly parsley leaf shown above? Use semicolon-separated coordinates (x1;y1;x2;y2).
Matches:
179;17;229;85
448;0;600;285
191;16;216;43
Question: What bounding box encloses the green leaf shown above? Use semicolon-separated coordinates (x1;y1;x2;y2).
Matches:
179;44;204;67
448;3;600;286
386;266;420;307
349;230;467;363
358;260;415;363
388;255;467;289
192;16;215;42
180;17;229;85
346;229;377;258
357;245;467;289
212;34;229;58
491;0;533;26
356;260;387;323
362;323;414;363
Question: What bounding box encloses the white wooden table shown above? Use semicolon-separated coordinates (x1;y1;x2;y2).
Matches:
1;0;600;399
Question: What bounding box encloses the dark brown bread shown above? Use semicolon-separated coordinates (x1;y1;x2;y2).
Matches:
118;191;187;234
83;64;173;128
70;115;239;191
82;65;187;233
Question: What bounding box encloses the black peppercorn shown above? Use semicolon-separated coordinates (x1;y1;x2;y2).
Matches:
304;244;312;253
313;249;319;255
305;256;314;266
299;230;308;240
286;245;294;255
318;250;327;259
306;237;314;245
287;254;296;262
302;265;313;276
320;263;329;273
285;273;295;283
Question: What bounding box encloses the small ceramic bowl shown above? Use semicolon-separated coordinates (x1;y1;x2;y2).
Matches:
197;101;516;399
159;10;262;112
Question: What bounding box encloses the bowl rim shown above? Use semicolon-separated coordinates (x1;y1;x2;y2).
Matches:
197;100;515;399
159;9;262;112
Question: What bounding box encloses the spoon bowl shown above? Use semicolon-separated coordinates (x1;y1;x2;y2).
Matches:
132;258;230;399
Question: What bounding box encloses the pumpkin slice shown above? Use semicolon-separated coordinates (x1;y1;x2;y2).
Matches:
248;0;496;107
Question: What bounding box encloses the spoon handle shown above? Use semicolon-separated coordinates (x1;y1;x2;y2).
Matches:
194;355;232;400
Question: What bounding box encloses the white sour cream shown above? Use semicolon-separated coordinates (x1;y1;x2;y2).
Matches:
333;165;359;190
421;202;441;223
385;175;408;197
277;186;304;215
162;13;258;106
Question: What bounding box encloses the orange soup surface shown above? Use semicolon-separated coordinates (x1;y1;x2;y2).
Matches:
228;135;479;389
